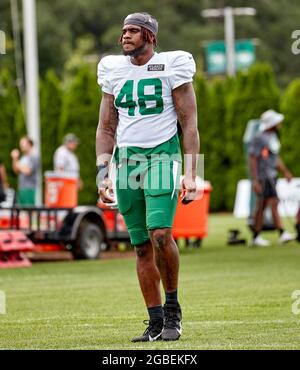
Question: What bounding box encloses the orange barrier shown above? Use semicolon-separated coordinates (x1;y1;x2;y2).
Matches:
0;215;10;229
172;182;212;239
44;172;78;208
99;203;128;234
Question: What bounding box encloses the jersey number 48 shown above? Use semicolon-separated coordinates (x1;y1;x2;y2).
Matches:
115;78;164;116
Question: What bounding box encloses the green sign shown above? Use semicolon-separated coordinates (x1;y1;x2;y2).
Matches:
206;41;226;74
206;39;256;75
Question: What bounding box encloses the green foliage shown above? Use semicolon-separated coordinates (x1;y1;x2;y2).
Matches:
2;0;300;86
280;79;300;177
0;61;296;211
40;70;62;173
194;75;213;201
195;67;279;211
0;69;24;188
64;35;97;78
60;65;101;204
206;78;229;211
224;63;280;210
35;0;73;77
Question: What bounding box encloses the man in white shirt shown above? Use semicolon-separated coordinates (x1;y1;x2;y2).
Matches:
54;133;80;177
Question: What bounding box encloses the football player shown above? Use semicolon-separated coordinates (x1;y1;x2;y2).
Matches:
96;12;199;342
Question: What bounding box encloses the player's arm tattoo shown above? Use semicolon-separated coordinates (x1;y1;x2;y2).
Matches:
96;92;118;167
172;82;200;178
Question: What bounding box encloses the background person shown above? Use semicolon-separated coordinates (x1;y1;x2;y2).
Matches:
11;136;39;206
54;133;80;176
53;133;82;189
0;158;9;203
249;110;294;247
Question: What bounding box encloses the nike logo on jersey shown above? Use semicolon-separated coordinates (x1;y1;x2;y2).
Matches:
148;64;165;71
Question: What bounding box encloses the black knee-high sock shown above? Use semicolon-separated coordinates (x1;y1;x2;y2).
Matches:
148;306;163;321
165;290;178;305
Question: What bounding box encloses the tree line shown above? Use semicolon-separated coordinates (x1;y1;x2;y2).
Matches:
1;0;300;86
0;62;299;210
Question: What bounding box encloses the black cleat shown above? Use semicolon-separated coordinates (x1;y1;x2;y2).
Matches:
131;318;163;342
162;303;182;341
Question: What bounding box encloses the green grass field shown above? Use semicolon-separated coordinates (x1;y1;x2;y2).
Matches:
1;214;300;350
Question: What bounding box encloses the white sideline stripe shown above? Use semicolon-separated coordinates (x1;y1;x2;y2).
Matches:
171;161;179;200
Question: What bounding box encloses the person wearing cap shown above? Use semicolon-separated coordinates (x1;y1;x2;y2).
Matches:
54;133;81;178
96;12;199;342
248;109;294;247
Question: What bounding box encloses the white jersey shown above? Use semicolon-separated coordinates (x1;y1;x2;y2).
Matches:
97;51;196;148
